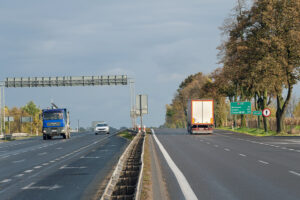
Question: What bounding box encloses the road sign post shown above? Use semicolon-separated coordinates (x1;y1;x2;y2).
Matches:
20;116;33;135
5;116;14;134
136;94;148;133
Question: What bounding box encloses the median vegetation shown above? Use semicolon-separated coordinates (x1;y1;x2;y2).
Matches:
164;0;300;135
118;130;135;140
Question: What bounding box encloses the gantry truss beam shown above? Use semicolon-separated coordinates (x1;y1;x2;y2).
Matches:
5;75;128;88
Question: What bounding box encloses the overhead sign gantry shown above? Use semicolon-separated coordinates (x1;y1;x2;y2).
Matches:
0;75;128;135
5;75;128;88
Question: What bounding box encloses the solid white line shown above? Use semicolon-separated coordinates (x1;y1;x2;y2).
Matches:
289;171;300;177
258;160;269;165
239;154;247;157
152;129;198;200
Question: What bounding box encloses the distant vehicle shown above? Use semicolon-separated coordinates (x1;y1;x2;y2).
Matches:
187;99;214;134
95;122;110;135
42;105;70;140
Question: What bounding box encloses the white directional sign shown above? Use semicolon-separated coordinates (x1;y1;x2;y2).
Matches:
4;117;14;122
136;94;148;115
262;108;271;117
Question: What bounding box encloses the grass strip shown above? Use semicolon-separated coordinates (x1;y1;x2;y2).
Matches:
217;127;277;137
141;133;152;200
118;130;135;140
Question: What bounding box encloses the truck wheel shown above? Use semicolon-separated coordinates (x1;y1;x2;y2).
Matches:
95;133;98;135
63;134;66;139
43;135;47;140
47;135;52;140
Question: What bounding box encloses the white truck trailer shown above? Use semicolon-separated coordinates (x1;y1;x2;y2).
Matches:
187;99;214;134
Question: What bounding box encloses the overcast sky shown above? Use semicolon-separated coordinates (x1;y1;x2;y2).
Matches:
1;0;299;129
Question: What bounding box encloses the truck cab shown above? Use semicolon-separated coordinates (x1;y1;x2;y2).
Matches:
42;108;70;140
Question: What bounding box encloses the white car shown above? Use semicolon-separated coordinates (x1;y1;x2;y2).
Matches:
95;123;110;135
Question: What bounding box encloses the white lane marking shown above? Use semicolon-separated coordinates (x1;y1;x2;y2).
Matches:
206;142;210;144
0;179;11;183
80;156;99;159
56;147;63;150
214;145;219;148
42;163;49;166
34;166;42;169
38;152;47;156
288;149;295;151
22;182;61;190
12;159;25;163
258;160;269;165
59;165;86;169
224;148;230;151
239;154;247;157
50;160;55;163
289;171;300;177
1;155;9;159
24;170;33;173
15;174;24;177
152;129;198;200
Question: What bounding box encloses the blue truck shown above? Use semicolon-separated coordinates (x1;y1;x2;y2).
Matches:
42;107;70;140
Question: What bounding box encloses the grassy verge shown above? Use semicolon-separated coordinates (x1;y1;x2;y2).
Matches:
217;127;278;137
118;130;135;140
141;133;152;200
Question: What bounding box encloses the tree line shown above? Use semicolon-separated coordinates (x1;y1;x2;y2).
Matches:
1;101;42;135
164;0;300;133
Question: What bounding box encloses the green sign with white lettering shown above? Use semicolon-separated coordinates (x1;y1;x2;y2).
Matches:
230;102;251;115
252;111;262;116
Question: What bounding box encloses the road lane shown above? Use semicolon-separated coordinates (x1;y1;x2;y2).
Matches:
0;131;129;200
152;128;300;200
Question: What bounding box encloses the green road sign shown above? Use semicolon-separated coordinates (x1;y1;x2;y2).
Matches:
230;102;251;115
253;111;262;116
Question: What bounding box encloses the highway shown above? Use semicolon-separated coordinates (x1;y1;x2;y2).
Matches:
151;128;300;200
0;131;128;200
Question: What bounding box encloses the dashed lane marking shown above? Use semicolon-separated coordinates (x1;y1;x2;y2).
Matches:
12;159;25;163
24;170;33;173
289;171;300;177
239;154;247;157
258;160;269;165
0;179;11;183
15;174;24;177
224;148;230;151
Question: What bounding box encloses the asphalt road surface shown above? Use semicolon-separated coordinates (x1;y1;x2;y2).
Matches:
0;131;128;200
152;128;300;200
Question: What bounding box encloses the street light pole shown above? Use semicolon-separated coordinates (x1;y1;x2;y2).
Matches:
139;94;143;132
2;84;5;134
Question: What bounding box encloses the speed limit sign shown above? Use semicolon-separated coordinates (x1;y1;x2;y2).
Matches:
262;108;271;117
